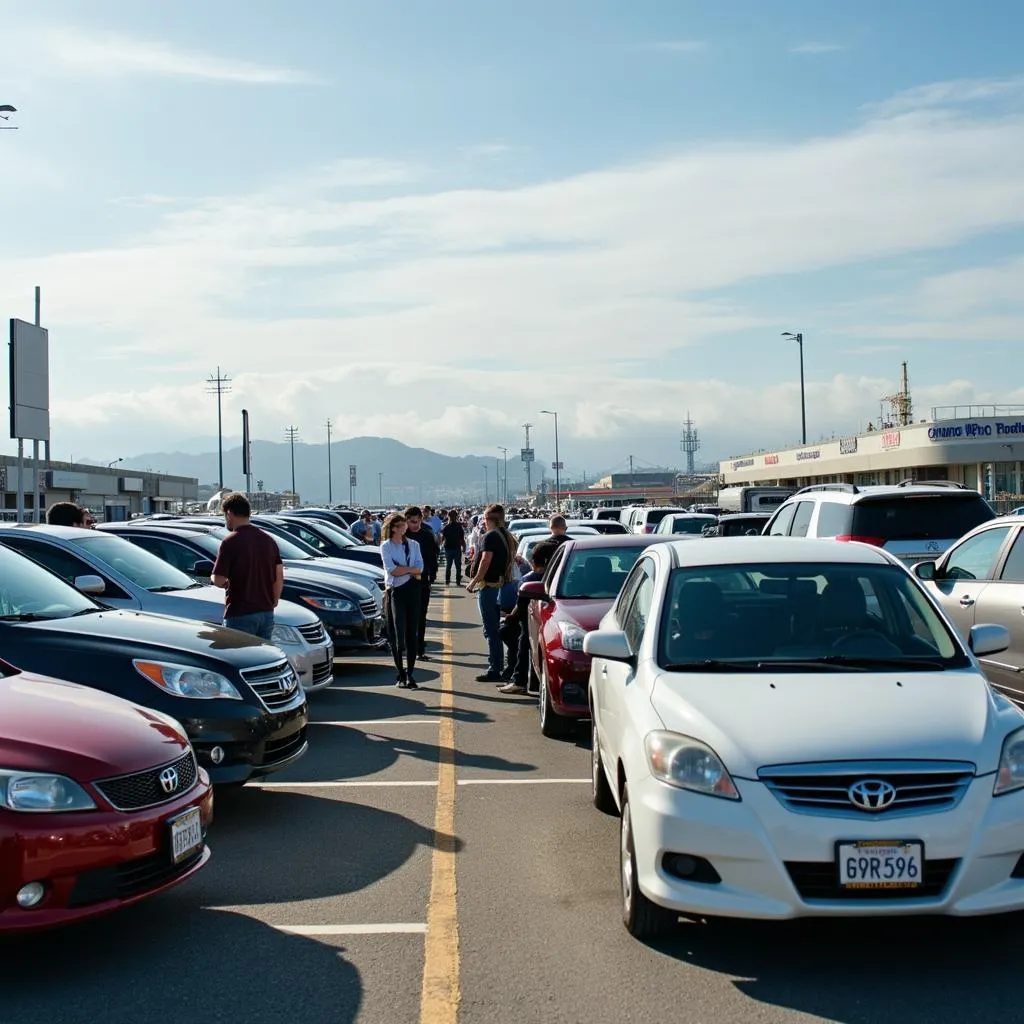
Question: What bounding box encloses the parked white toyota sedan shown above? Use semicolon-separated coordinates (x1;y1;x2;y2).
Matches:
585;536;1024;938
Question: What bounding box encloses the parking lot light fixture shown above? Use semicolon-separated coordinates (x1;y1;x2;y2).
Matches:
541;410;560;511
781;332;806;445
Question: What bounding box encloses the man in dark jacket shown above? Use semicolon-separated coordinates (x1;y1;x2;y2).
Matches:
498;540;558;695
405;505;439;660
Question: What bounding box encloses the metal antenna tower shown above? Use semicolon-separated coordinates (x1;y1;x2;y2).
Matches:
523;422;533;496
680;412;701;476
881;361;913;427
206;367;232;489
284;426;300;498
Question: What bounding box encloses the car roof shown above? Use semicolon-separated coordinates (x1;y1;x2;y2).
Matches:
664;512;716;519
718;512;771;520
667;536;892;566
101;522;219;537
565;534;667;550
0;523;87;539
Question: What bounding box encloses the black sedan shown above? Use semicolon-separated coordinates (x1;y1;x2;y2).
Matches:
257;515;384;567
100;523;385;655
0;543;307;784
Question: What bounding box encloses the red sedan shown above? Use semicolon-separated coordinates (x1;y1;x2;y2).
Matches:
520;535;666;738
0;662;213;932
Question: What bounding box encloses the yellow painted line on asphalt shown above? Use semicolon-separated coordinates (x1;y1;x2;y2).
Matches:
420;588;460;1024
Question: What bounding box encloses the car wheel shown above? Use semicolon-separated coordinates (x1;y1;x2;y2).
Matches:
539;655;571;739
591;718;618;815
620;788;678;940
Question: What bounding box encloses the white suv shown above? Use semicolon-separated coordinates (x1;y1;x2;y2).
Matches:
762;481;995;564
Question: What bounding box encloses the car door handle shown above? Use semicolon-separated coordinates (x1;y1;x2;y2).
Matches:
600;665;607;676
959;596;975;607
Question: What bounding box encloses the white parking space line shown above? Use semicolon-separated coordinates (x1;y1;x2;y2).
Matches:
457;778;590;785
274;923;428;936
250;780;438;788
310;719;440;726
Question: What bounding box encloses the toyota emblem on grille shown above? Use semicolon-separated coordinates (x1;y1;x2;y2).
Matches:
159;767;179;794
848;779;897;810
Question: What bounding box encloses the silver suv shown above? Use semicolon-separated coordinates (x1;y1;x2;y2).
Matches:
761;480;995;564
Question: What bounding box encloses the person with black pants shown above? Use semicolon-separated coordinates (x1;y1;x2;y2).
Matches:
380;512;424;688
441;509;466;586
404;506;438;661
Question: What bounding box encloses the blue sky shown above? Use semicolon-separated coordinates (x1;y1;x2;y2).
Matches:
2;0;1024;477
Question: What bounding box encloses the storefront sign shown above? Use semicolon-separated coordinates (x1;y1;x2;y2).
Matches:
881;430;901;449
732;458;755;470
839;437;858;455
928;420;1024;441
796;449;821;461
763;454;779;465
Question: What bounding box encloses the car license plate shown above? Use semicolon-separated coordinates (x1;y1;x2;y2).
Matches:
837;840;923;889
169;807;203;865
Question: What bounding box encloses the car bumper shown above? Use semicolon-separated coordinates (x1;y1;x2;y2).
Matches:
178;700;309;784
629;773;1024;919
321;612;384;652
277;637;335;690
547;649;591;717
0;775;213;932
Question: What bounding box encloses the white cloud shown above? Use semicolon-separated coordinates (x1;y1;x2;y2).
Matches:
646;40;708;53
32;26;321;84
790;42;845;54
866;76;1024;117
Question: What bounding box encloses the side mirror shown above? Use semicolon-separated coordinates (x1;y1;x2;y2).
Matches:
969;623;1010;657
518;580;550;603
583;629;633;662
73;574;106;595
192;559;214;578
913;560;938;580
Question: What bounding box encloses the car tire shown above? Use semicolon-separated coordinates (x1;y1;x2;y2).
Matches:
539;655;571;739
591;718;618;815
620;788;678;940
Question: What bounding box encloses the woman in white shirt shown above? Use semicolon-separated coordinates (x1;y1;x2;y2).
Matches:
380;511;425;688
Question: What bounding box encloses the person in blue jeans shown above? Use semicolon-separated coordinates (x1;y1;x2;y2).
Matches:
498;540;558;694
467;504;515;682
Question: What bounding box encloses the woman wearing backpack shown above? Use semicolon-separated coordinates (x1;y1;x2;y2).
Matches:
381;511;424;689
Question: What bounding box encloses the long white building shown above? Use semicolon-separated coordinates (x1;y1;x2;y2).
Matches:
719;405;1024;506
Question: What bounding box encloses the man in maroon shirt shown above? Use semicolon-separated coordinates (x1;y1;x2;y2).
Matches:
211;492;283;641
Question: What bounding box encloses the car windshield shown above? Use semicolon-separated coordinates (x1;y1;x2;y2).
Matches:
71;534;195;592
0;545;99;619
559;547;646;599
306;520;358;548
851;494;995;541
659;561;967;671
669;517;714;534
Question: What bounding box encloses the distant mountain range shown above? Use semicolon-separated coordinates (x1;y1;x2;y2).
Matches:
108;437;550;506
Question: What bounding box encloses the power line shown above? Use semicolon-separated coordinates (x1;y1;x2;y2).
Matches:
284;425;300;498
206;367;232;490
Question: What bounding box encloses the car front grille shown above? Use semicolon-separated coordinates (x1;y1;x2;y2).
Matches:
68;847;205;908
94;750;198;811
241;660;302;710
759;761;974;818
359;598;377;617
298;621;327;644
313;657;334;685
785;859;959;901
262;726;307;765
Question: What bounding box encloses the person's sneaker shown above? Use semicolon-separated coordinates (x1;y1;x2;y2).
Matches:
475;672;502;683
395;675;408;688
406;672;419;689
500;667;514;682
499;682;528;695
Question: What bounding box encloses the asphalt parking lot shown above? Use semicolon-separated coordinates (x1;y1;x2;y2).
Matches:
5;588;1024;1024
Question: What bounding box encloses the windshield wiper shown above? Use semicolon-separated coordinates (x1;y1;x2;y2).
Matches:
146;585;184;593
0;612;54;622
757;656;946;672
68;607;101;617
663;659;760;671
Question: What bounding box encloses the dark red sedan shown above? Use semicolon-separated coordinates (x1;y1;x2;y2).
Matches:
521;535;666;738
0;662;213;932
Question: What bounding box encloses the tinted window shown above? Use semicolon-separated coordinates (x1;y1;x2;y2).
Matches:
789;502;814;537
1;537;93;584
719;517;769;537
622;565;655;651
999;532;1024;582
558;547;647;599
669;517;715;535
644;509;680;527
945;527;1012;581
767;503;797;536
851;494;995;541
70;534;195;591
0;544;98;619
816;502;852;537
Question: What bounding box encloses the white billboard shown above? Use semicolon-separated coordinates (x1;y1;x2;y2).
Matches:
9;319;50;441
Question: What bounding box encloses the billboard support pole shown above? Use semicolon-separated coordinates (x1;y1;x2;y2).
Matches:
16;438;23;523
31;287;42;522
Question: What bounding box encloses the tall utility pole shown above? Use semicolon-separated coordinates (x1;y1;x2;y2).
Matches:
284;426;300;498
484;464;489;502
497;446;508;503
378;471;384;506
680;412;700;477
782;332;806;444
629;454;634;487
206;367;232;490
523;422;533;496
541;410;560;511
326;419;333;504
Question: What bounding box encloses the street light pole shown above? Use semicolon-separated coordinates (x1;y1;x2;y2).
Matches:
378;471;383;506
497;446;508;503
326;419;333;504
541;410;560;511
782;332;806;444
484;464;489;502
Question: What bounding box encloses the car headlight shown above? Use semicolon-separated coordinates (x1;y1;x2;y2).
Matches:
271;624;302;645
133;659;242;700
995;726;1024;795
0;770;96;812
644;731;739;800
301;596;357;613
558;622;587;652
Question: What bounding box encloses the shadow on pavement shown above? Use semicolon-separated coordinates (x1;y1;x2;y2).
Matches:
310;687;492;724
647;913;1024;1024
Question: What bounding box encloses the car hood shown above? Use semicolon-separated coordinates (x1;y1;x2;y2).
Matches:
284;557;383;587
0;672;191;779
167;587;319;627
651;670;1007;776
283;566;371;601
556;598;614;632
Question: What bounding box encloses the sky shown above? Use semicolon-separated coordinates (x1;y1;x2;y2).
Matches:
2;0;1024;481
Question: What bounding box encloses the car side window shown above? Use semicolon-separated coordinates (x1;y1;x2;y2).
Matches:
543;545;566;587
997;531;1024;582
945;528;1011;581
133;536;200;574
622;564;655;652
1;538;93;583
767;503;797;536
613;561;646;625
789;501;815;537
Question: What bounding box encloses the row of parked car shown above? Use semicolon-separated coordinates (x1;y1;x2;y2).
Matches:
0;506;385;932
